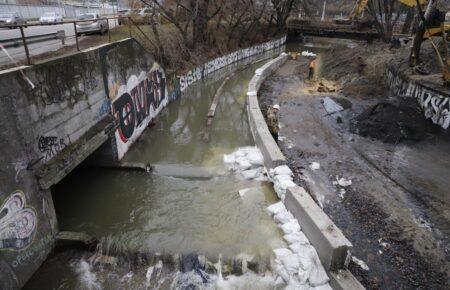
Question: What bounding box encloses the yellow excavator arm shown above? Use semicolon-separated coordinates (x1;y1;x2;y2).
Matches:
349;0;369;20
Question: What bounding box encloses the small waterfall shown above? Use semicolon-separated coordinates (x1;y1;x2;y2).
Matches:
73;259;101;290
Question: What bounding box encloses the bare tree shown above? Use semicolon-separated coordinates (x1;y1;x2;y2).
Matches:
366;0;405;42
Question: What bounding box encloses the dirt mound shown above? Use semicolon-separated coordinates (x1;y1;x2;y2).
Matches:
352;98;440;143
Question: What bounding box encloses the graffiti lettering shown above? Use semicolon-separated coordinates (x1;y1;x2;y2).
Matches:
0;191;37;251
387;68;450;130
111;69;167;159
38;136;67;162
178;36;287;92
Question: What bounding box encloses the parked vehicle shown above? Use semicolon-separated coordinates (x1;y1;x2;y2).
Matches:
0;12;27;29
75;13;108;36
117;9;131;25
39;12;63;24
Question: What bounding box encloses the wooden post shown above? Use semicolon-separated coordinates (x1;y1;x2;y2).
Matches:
107;18;111;42
19;26;31;65
128;16;132;37
73;21;80;51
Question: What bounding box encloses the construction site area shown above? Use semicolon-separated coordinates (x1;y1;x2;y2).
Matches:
0;0;449;289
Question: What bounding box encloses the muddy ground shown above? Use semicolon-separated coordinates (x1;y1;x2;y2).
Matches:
259;39;449;289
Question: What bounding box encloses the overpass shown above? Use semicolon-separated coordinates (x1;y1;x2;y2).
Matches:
287;19;379;42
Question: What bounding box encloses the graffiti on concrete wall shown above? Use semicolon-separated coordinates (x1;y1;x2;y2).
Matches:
38;136;67;162
387;69;450;130
178;36;287;92
110;63;168;159
0;191;37;251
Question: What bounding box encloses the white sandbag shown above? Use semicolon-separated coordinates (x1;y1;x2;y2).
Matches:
246;151;264;166
289;242;311;254
236;157;252;171
273;165;293;176
308;262;329;286
280;253;300;274
280;220;301;235
273;248;293;260
273;262;290;282
223;154;235;164
284;232;310;245
266;202;286;216
274;211;294;224
297;267;310;285
241;168;260;180
297;245;316;270
312;283;332;290
274;179;296;197
273;174;294;184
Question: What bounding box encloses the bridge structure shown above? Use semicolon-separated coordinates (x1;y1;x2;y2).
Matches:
287;19;380;42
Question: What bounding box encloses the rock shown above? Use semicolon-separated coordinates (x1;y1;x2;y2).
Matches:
323;97;343;114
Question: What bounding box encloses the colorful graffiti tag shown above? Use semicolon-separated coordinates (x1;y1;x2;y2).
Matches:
0;191;37;251
110;64;168;159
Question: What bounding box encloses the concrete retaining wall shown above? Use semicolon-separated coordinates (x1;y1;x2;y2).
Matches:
246;54;364;289
386;66;450;130
0;36;288;289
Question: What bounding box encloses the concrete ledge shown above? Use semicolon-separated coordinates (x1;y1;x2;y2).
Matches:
246;53;288;169
246;53;363;289
329;269;365;290
285;186;352;271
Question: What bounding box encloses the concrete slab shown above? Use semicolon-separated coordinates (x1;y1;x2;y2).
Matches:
329;269;365;290
284;186;352;271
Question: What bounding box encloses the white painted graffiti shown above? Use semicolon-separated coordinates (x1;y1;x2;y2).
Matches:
0;191;37;251
178;36;287;92
387;69;450;130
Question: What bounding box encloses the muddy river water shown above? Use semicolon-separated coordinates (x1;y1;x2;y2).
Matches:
25;50;286;289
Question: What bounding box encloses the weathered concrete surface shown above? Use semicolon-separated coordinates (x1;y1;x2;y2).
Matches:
285;186;352;271
0;38;167;289
329;269;365;290
246;54;288;169
386;65;450;130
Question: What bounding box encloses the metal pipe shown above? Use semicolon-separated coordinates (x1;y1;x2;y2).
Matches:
19;26;31;65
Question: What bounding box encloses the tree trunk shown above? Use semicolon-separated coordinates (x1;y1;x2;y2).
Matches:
411;0;446;65
401;8;415;35
192;0;210;47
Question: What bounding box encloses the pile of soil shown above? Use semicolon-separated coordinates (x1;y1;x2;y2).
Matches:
320;41;395;99
351;98;440;143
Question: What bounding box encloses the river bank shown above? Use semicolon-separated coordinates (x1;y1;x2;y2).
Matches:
259;38;449;289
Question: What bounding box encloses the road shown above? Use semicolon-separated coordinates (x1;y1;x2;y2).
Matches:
0;20;118;66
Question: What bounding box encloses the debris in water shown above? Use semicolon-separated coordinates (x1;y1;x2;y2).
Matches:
309;162;321;170
351;256;370;271
334;176;352;187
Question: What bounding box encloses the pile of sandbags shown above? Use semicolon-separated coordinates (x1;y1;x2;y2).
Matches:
267;202;330;289
223;147;267;181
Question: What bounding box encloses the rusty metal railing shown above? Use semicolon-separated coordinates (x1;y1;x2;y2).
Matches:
0;15;136;66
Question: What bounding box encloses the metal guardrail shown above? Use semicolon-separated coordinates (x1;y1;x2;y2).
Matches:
0;16;133;66
2;30;65;49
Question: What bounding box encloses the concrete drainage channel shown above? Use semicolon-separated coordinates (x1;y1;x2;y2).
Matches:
246;53;364;289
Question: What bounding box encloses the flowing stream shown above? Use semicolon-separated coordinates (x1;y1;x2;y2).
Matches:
24;48;287;289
